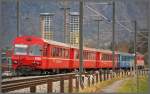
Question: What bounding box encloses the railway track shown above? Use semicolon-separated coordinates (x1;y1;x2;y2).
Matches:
2;72;75;81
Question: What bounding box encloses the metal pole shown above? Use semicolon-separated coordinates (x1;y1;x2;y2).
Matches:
79;0;84;88
95;19;102;49
112;1;115;71
97;20;100;49
147;2;150;93
95;18;103;82
16;0;19;37
134;20;139;93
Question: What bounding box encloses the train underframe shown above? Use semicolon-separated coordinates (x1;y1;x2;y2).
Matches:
14;65;140;76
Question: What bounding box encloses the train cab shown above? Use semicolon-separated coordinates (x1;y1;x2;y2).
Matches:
12;36;45;75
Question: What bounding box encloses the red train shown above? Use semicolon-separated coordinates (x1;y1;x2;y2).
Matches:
11;36;144;75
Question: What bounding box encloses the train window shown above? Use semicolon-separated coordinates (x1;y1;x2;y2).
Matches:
29;45;42;56
51;47;59;57
74;51;76;59
122;56;125;61
84;51;88;60
89;52;91;60
62;48;65;58
87;52;90;59
92;52;96;60
75;51;79;59
51;47;55;57
65;50;69;58
14;44;28;55
110;55;112;60
102;54;111;61
59;48;62;57
54;48;57;57
83;51;85;59
102;54;106;60
86;52;88;59
122;56;127;61
91;52;93;60
88;52;91;59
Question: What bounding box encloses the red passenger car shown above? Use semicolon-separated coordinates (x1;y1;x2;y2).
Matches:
99;50;118;69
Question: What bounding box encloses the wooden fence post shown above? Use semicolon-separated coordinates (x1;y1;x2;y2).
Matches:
106;69;109;80
99;70;102;82
122;71;124;78
96;73;98;83
88;75;90;87
30;85;36;93
60;78;64;93
116;70;118;78
81;75;85;89
110;71;112;80
75;75;79;92
120;70;121;78
92;75;94;85
47;79;53;93
68;75;73;93
104;70;106;81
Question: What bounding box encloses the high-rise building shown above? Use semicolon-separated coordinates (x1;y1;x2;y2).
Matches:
69;12;79;46
40;13;54;40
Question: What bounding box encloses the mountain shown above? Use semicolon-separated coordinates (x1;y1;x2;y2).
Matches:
1;0;148;49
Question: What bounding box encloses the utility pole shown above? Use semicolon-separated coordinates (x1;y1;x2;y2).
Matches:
61;0;70;43
148;1;150;93
95;18;103;49
16;0;19;37
79;0;84;89
134;20;139;93
112;1;115;71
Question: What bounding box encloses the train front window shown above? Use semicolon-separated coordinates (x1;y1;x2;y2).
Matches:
14;44;28;55
29;45;41;56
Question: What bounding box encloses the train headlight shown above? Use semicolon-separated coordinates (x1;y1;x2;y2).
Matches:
33;62;41;65
13;61;18;64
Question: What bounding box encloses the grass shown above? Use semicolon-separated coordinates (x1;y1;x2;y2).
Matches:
117;76;149;93
79;77;122;93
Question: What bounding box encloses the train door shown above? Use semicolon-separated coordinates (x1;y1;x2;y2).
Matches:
96;52;100;68
42;44;48;69
118;54;121;68
69;48;74;69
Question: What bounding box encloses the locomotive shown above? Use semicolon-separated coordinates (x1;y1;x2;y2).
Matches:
11;36;144;75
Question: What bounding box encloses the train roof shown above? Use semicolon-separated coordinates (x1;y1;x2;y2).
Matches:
43;38;117;53
14;36;141;56
117;52;134;56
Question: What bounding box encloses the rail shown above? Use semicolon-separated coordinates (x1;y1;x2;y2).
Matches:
1;69;149;93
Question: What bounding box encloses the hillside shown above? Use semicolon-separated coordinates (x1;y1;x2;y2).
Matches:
1;0;148;49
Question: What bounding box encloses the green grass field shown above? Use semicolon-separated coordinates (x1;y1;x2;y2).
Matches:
79;78;121;93
117;76;148;93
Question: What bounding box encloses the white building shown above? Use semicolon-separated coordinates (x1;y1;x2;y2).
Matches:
69;12;79;46
40;13;54;40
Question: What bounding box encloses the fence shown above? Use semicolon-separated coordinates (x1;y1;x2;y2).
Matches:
1;69;149;93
